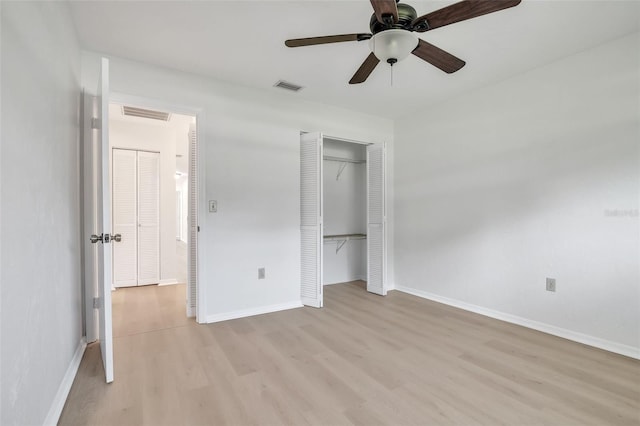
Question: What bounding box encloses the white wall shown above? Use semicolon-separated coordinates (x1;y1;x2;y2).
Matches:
323;139;367;284
81;52;394;320
1;2;83;424
394;33;640;356
110;120;178;284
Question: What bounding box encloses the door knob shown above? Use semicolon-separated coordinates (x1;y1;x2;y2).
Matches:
111;234;122;242
90;234;103;244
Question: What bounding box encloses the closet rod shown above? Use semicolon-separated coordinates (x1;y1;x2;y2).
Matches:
324;155;365;180
323;155;365;164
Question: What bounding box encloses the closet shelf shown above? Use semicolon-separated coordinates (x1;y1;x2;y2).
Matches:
324;233;367;254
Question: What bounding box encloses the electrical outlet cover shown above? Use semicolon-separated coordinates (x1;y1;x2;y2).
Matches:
546;278;556;292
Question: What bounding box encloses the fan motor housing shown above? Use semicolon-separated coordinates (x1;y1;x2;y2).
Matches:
369;3;418;34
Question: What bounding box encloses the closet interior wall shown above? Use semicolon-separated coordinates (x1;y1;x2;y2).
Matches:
323;138;367;285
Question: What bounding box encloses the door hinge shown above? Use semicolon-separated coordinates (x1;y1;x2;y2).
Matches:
197;226;200;232
91;117;100;130
93;297;101;309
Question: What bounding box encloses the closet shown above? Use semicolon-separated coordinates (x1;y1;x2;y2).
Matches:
300;132;386;308
112;148;160;287
323;138;367;285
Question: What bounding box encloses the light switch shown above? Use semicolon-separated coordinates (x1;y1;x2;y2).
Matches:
209;200;217;213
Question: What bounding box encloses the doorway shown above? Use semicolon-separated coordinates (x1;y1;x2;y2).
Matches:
83;59;203;383
300;132;387;308
108;102;198;336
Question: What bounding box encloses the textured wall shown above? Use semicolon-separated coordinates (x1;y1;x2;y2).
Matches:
1;2;82;424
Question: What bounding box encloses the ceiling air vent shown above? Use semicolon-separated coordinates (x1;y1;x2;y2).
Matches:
122;106;171;121
274;80;303;92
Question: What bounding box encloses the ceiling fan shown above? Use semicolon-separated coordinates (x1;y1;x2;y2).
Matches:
285;0;521;84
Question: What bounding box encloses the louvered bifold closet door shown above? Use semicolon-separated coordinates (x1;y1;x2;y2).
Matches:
300;132;323;308
137;151;160;285
187;124;198;317
112;149;138;287
367;144;386;296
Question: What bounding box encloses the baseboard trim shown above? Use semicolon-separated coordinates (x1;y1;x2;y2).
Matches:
206;301;304;323
43;337;87;426
158;279;180;286
394;285;640;360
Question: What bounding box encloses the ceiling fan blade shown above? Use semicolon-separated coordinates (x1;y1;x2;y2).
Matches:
285;33;371;48
412;39;465;74
370;0;399;24
413;0;521;32
349;53;380;84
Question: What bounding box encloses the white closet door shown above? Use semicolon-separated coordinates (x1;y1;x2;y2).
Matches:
112;149;138;287
300;132;323;308
187;125;198;317
367;144;386;296
137;151;160;285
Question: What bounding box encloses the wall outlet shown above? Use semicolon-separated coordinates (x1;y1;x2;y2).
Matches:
258;267;266;280
209;200;217;213
546;278;556;292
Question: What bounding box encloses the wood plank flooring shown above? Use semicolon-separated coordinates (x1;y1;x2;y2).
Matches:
59;281;640;425
111;283;190;338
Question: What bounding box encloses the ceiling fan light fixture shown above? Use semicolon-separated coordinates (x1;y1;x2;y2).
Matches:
369;29;418;64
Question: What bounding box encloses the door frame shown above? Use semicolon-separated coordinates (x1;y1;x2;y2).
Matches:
85;91;207;328
82;91;99;343
301;132;388;300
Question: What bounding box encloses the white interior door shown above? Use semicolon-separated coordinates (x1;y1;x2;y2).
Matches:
300;132;323;308
96;57;114;383
112;149;138;287
137;151;160;285
366;143;386;296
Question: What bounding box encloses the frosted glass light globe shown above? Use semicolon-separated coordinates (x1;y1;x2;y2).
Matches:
369;29;419;63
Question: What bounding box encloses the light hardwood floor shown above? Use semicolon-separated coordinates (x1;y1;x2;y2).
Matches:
111;283;190;338
60;281;640;425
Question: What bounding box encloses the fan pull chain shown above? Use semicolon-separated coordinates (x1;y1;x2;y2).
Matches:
390;63;393;87
387;58;397;87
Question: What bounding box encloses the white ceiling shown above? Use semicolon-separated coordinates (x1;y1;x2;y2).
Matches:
70;1;640;118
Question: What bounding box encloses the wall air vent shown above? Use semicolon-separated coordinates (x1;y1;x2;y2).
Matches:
274;80;304;92
122;106;171;121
